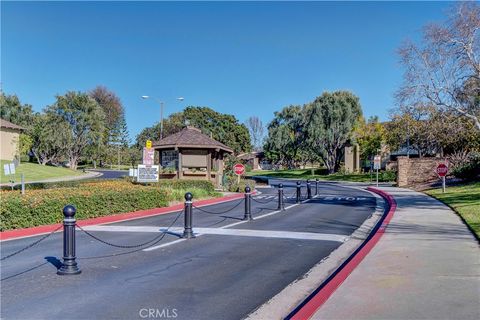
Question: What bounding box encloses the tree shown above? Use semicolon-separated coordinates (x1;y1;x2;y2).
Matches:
396;2;480;131
0;93;38;160
0;93;36;128
245;116;264;151
30;113;70;165
354;116;385;161
135;107;251;154
89;86;124;140
89;86;130;166
264;105;306;168
386;104;480;157
303;91;362;173
46;91;105;170
18;134;33;159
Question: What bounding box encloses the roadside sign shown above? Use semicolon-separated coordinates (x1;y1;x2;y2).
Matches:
233;163;245;175
373;155;381;187
3;164;10;175
143;147;155;166
373;155;381;170
436;163;448;177
437;163;448;193
146;140;152;149
137;165;159;182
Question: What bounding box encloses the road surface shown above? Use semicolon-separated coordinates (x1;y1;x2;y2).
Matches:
89;169;129;179
1;181;377;320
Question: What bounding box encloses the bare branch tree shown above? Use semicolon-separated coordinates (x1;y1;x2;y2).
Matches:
396;2;480;131
246;116;264;151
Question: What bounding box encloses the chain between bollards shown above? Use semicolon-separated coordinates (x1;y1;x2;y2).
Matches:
57;205;81;275
243;186;253;221
183;192;195;239
277;183;285;210
307;179;312;199
296;181;301;203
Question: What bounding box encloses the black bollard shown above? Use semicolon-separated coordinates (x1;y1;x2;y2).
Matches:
296;181;301;203
57;205;81;275
315;178;319;195
307;179;312;199
243;186;252;221
183;192;195;238
277;183;285;210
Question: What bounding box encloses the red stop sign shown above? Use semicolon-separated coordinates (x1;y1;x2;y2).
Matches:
436;163;448;177
233;163;245;175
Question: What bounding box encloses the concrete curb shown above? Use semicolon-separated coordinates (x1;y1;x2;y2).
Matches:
246;187;389;320
0;192;245;242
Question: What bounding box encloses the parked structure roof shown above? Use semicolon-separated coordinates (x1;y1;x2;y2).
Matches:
152;126;234;153
0;118;24;131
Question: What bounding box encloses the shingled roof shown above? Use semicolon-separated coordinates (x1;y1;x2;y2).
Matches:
0;118;24;131
152;126;234;153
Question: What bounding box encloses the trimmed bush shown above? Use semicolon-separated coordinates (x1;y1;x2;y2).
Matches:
379;170;397;182
452;153;480;181
225;177;256;192
0;180;219;231
150;180;216;192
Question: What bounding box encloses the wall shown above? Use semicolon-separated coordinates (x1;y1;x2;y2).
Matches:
345;144;360;173
397;156;446;187
0;128;20;161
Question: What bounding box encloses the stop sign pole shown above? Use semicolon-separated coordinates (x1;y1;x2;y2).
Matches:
233;164;245;184
436;163;448;193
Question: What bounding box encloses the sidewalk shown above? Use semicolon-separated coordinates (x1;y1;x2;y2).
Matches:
312;187;480;320
0;170;102;187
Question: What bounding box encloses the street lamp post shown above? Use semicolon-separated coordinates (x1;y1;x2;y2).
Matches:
141;96;184;140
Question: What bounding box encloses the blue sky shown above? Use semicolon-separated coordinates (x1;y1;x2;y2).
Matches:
2;1;452;142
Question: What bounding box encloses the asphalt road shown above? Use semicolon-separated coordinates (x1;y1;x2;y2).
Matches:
1;181;376;320
89;169;129;179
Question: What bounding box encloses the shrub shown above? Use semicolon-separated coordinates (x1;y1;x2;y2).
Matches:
225;177;255;192
153;179;216;192
0;180;219;231
452;152;480;181
379;170;397;182
314;168;330;176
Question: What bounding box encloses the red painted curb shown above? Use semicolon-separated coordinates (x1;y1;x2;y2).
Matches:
0;193;246;241
290;187;397;320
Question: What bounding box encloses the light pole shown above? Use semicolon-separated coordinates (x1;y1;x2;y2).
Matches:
141;96;184;140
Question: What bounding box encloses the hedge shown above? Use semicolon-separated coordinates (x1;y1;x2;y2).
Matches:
0;180;220;231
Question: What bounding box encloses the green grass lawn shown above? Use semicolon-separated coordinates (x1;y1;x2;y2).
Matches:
0;160;84;184
425;182;480;239
248;168;395;183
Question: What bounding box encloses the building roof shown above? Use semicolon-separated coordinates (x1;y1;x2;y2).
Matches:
237;151;264;160
152;126;234;153
0;118;24;131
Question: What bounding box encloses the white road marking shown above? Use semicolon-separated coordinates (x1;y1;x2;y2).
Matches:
143;239;186;251
82;226;347;242
84;195;326;252
82;195;322;252
143;195;316;250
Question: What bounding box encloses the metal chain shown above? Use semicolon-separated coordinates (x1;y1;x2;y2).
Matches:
77;211;183;260
192;198;244;215
251;195;278;204
1;225;62;261
288;191;298;200
76;211;183;249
